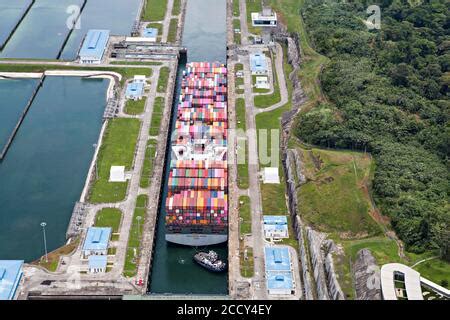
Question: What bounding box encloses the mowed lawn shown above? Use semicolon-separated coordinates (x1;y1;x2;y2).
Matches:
167;18;179;43
157;66;170;93
239;196;251;235
123;194;148;277
89;118;141;203
149;97;165;136
125;97;147;115
95;208;122;233
246;0;262;35
142;0;168;21
298;148;382;237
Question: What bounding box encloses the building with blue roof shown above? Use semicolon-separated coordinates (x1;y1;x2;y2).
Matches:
264;247;295;295
142;28;158;42
125;81;145;100
264;246;291;272
78;29;110;64
0;260;23;300
82;227;111;258
250;52;268;75
263;215;288;239
266;271;294;295
88;255;108;274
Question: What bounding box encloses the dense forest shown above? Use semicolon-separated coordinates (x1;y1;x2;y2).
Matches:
295;0;449;257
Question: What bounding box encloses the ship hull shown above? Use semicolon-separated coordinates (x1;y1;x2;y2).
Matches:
166;233;228;246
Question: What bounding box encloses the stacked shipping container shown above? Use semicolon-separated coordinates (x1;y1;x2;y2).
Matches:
166;62;228;240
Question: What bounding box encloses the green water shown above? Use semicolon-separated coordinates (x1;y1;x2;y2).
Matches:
0;78;38;151
0;0;84;59
0;76;108;261
0;0;33;48
0;0;141;60
149;0;228;295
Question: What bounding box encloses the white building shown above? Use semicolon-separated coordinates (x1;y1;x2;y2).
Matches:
263;167;280;184
109;166;126;182
251;8;278;27
255;76;270;89
133;75;147;84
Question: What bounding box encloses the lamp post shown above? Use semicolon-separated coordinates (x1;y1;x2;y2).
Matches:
40;222;48;263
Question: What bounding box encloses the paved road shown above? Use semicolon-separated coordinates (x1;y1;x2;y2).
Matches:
239;0;250;46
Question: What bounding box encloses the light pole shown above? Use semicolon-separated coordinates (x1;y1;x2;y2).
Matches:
40;222;48;263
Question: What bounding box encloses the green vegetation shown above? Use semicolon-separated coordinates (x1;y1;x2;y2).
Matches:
260;182;287;215
167;18;178;43
142;0;168;21
172;0;182;15
89;118;141;203
414;259;450;288
246;0;262;35
237;142;249;190
240;243;254;278
125;97;147;115
149;97;165;136
239;196;251;235
270;0;328;112
123;195;148;277
140;141;156;188
298;147;382;237
233;0;240;17
236;98;246;131
157;66;170;93
233;19;241;45
95;208;122;233
236;98;249;189
33;238;79;272
295;0;449;256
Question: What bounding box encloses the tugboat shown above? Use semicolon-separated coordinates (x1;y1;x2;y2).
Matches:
193;250;227;272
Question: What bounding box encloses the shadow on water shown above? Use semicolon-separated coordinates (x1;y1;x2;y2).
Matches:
148;0;228;295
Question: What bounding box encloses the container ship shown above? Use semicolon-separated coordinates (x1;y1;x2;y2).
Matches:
165;62;228;246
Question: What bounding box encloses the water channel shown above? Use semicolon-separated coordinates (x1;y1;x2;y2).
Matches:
148;0;228;295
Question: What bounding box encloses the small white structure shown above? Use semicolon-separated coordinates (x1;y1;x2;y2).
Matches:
251;8;278;27
263;167;280;184
109;166;125;182
88;255;107;274
125;36;156;44
133;75;147;83
255;76;270;89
